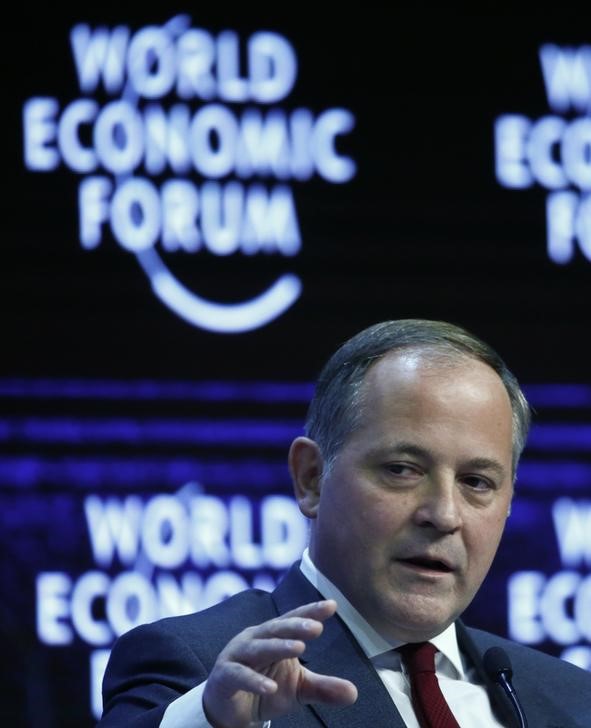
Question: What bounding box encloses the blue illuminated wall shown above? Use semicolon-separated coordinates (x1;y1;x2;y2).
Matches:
463;384;591;665
1;378;312;721
2;377;590;722
5;9;591;727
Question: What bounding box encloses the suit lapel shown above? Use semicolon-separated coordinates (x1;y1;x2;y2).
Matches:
457;621;521;728
272;565;407;728
272;570;584;728
459;624;587;728
301;607;407;728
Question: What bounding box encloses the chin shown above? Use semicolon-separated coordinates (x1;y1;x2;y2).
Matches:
379;598;457;641
388;617;455;643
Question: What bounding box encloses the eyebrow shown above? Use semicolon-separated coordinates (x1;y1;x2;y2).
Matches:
369;443;508;479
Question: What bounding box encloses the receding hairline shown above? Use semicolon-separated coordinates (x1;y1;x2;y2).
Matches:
305;319;531;477
360;344;510;381
350;344;514;431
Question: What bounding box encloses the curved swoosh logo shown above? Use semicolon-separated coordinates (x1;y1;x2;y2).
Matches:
136;248;302;333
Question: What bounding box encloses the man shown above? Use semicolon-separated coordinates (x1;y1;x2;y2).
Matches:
99;320;591;727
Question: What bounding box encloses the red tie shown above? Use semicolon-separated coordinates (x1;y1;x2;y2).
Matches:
399;642;461;728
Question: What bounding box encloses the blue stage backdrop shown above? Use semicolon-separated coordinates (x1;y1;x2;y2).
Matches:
3;10;591;726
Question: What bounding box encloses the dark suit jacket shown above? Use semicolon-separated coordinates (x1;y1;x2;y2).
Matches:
99;565;591;727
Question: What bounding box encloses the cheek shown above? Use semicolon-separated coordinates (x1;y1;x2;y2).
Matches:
355;495;411;546
466;514;507;569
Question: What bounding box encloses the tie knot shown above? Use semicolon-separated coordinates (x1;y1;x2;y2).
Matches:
400;642;437;675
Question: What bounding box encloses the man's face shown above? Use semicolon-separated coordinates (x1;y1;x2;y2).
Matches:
293;351;514;642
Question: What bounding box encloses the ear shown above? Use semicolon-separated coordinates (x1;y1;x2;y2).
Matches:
288;436;325;519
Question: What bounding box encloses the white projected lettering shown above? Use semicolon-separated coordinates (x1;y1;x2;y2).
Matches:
22;16;357;332
546;191;591;264
507;498;591;669
37;568;278;648
36;572;73;644
79;176;301;256
494;44;591;264
72;571;113;645
26;99;354;182
495;115;591;191
23;98;60;170
37;487;308;719
508;570;591;645
83;492;307;570
552;498;591;567
539;44;591;113
70;24;297;102
85;565;278;720
84;494;143;566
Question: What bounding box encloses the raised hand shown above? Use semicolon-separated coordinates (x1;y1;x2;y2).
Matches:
202;600;358;727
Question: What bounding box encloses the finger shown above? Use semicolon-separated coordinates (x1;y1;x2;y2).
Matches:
226;637;306;667
247;615;325;642
281;599;338;621
247;600;338;641
208;660;278;699
298;668;358;707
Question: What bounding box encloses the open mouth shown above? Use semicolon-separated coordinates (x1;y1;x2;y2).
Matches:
398;557;453;573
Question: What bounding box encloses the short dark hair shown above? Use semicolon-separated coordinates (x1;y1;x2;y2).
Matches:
305;320;530;475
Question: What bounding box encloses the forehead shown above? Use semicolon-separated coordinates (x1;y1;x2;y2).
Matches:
362;348;500;390
356;349;513;434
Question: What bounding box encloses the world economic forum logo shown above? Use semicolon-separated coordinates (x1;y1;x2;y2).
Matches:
494;44;591;265
22;16;356;332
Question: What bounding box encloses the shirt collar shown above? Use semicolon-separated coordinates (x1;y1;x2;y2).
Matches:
299;548;466;679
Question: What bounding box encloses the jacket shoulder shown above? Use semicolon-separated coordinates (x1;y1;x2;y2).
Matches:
100;588;278;726
118;587;278;669
462;626;591;726
466;626;589;676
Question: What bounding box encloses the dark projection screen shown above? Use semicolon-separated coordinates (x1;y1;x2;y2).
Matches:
3;11;591;726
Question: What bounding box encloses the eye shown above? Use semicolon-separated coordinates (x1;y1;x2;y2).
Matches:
461;474;495;492
384;462;421;478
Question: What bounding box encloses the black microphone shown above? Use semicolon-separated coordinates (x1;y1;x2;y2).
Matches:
483;647;528;728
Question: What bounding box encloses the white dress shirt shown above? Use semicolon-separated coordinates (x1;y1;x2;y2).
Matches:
160;549;505;727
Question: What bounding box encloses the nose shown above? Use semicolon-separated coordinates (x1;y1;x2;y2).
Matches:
412;475;463;534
